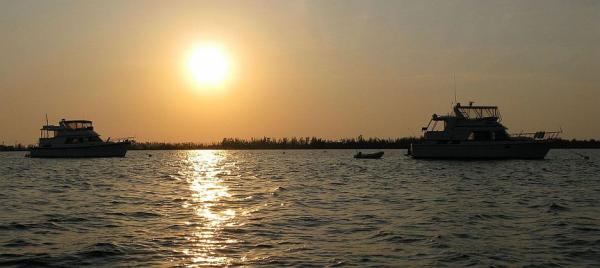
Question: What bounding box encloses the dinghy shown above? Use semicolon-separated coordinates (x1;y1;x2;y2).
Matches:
354;151;384;159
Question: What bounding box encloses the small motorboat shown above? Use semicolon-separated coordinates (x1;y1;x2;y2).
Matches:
354;151;384;159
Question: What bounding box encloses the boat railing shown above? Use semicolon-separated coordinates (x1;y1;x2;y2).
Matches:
510;130;562;140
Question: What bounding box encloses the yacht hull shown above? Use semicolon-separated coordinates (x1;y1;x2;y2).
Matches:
29;142;130;158
410;141;551;159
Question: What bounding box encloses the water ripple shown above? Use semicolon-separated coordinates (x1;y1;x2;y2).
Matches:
0;149;599;266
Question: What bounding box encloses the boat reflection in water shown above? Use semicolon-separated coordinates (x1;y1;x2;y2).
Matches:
183;150;238;266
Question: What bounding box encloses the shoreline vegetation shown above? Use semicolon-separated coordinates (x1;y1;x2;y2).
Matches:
1;137;600;151
132;137;421;150
129;137;600;150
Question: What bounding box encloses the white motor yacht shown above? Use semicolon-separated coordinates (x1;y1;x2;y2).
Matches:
408;103;559;159
29;119;131;158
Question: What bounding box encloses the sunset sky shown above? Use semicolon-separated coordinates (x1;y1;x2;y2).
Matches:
1;0;599;144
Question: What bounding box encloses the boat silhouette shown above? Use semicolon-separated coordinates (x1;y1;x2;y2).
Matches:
408;102;559;159
29;119;131;158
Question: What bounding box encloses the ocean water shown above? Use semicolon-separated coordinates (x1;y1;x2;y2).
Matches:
1;149;599;267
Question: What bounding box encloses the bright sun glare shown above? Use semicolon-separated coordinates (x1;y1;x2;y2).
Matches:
186;43;231;87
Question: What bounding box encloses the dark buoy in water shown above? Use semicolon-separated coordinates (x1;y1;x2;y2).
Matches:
148;154;152;157
548;202;568;212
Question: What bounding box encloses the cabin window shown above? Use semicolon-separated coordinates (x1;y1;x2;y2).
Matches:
65;138;83;144
469;131;493;141
40;130;57;139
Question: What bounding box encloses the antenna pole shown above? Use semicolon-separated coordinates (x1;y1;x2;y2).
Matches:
45;114;49;126
453;73;457;104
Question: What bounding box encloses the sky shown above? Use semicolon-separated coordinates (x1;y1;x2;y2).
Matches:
1;0;599;144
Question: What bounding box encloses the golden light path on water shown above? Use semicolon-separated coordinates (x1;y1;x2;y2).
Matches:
182;150;237;267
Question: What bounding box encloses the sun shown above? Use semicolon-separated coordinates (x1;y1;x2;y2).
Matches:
186;43;232;87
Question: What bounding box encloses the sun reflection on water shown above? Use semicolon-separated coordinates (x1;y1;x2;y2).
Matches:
183;150;237;267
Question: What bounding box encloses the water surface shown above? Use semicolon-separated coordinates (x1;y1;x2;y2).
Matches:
1;150;599;267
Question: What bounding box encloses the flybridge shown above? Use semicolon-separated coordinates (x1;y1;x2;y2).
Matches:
61;120;93;130
453;102;500;120
41;120;93;131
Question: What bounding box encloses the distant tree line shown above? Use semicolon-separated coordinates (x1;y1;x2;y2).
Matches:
127;137;600;150
129;136;419;150
551;139;600;149
0;144;27;151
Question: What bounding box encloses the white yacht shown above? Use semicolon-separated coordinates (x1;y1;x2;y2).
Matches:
29;119;131;158
408;103;559;159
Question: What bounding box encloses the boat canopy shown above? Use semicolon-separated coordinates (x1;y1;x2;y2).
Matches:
60;120;93;130
453;103;500;120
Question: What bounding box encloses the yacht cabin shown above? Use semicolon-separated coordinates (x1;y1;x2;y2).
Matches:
39;119;103;148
